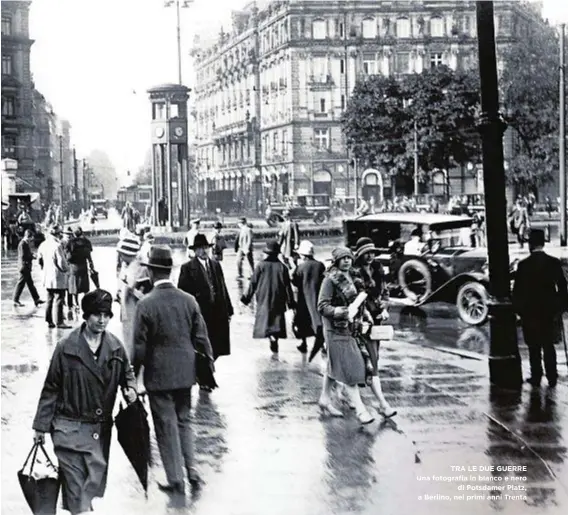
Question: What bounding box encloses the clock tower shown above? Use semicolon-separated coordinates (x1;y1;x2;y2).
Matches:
148;83;191;228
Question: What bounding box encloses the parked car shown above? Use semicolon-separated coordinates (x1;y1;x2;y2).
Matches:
343;212;497;325
91;199;108;219
266;194;331;227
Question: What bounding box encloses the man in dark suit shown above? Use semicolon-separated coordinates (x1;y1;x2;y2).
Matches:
13;229;45;307
132;245;214;494
178;234;233;380
513;229;568;387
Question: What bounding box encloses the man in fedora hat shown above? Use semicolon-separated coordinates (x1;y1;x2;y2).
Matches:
513;229;568;388
133;245;213;493
178;234;233;378
241;239;295;353
209;221;227;262
12;229;45;308
37;225;71;329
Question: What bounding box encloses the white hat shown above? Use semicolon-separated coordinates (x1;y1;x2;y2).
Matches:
117;235;141;257
297;240;314;257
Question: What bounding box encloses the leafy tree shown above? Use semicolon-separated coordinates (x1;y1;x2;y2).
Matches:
402;65;481;176
133;149;153;185
500;23;561;190
341;75;409;174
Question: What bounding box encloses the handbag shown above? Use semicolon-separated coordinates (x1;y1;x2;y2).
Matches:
368;325;395;341
18;442;60;515
195;350;218;390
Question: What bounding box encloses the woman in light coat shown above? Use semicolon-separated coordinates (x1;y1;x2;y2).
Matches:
317;247;374;425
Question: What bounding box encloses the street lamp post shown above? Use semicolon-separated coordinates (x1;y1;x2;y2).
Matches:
559;23;566;247
403;98;419;196
164;0;193;85
476;1;522;390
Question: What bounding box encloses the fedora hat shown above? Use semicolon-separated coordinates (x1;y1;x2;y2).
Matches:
263;239;281;255
189;233;212;250
141;245;173;269
354;237;379;261
297;240;314;257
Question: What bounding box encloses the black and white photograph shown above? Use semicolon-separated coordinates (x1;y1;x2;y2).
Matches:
2;0;568;513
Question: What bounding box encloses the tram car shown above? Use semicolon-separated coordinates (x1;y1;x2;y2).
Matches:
116;184;152;215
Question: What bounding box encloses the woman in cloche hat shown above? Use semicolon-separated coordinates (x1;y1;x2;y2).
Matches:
241;239;295;354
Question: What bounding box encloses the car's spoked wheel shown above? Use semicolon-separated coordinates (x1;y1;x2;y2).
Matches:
456;282;489;326
398;260;432;303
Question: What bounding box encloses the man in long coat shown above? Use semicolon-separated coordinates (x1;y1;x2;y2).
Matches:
235;217;254;278
178;234;233;369
513;229;568;387
292;240;325;361
278;209;299;269
241;239;295;354
133;245;213;493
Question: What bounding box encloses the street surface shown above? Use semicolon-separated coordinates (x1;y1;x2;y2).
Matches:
2;244;568;514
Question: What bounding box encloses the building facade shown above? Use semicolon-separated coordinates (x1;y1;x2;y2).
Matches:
1;0;35;191
191;0;545;208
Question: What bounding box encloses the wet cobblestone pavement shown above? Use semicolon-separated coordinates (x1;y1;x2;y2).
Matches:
2;244;568;514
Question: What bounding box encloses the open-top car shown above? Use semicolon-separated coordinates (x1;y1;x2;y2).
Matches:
266;194;331;227
344;212;495;325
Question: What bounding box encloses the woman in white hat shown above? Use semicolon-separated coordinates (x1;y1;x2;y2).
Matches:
292;240;326;361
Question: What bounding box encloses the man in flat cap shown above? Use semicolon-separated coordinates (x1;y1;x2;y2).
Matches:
133;245;213;493
33;289;137;514
513;229;568;387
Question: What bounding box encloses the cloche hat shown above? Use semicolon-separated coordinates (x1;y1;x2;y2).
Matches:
354;237;379;261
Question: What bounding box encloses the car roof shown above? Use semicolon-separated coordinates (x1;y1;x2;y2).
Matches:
345;212;473;226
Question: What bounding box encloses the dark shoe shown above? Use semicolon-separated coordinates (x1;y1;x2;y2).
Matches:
35;299;45;306
13;300;25;307
199;385;213;392
158;482;185;494
47;323;56;329
269;339;279;353
548;378;558;388
526;377;541;387
188;468;204;489
56;324;72;329
297;342;308;353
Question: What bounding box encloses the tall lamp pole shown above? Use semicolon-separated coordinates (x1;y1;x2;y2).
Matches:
560;23;566;247
476;1;522;390
164;0;193;85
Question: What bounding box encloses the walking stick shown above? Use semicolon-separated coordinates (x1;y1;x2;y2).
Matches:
561;315;568;373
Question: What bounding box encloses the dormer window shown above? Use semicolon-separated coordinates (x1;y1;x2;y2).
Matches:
313;19;326;40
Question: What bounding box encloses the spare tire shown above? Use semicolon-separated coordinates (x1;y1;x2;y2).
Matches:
397;259;432;303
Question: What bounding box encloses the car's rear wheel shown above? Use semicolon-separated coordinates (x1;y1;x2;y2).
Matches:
313;212;328;225
398;259;432;303
266;214;280;227
456;282;489;326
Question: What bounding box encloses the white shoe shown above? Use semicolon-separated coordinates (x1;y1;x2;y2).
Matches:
356;409;375;425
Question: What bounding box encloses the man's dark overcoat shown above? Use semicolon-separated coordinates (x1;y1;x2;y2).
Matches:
177;257;234;359
241;255;295;338
292;258;325;337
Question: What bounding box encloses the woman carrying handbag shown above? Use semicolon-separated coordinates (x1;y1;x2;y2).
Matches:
352;237;397;419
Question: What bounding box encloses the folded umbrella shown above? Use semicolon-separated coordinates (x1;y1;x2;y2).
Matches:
195;351;218;390
114;398;151;493
89;269;100;289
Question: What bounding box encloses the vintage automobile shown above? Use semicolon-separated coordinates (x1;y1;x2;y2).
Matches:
344;212;496;326
266;194;331;227
91;199;108;219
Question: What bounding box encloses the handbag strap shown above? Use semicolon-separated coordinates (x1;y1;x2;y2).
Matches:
37;443;57;470
21;443;40;476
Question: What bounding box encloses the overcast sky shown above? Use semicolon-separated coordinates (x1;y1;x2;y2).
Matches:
28;0;568;182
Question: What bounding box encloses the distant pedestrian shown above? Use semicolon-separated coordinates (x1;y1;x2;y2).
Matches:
509;199;530;249
115;233;141;302
12;229;45;308
513;229;568;388
32;289;137;515
241;239;295;354
37;225;71;329
278;209;299;269
139;231;155;260
67;226;95;317
235;217;254;278
292;240;325;361
133;245;213;493
210;222;227;262
178;234;233;374
184;218;201;258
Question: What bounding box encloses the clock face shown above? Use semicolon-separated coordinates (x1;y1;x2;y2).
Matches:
154;127;165;138
174;126;184;137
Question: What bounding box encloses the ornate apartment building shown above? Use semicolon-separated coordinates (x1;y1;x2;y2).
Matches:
1;0;35;190
191;0;544;207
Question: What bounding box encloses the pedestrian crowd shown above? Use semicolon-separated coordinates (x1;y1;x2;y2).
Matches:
13;212;566;514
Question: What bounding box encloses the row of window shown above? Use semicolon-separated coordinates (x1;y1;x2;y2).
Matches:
2;54;13;75
2;96;16;116
1;14;11;36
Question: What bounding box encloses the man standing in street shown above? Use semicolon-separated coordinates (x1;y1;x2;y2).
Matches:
210;222;227;262
278;209;299;269
178;234;233;383
184;218;201;258
13;229;45;308
513;229;568;388
133;245;213;493
235;217;254;278
37;225;71;329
